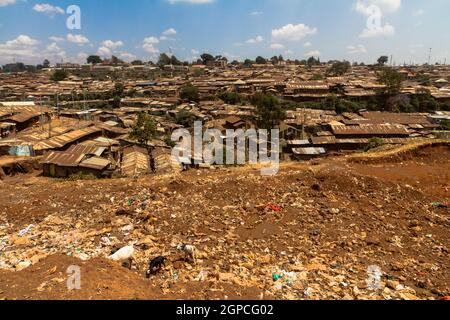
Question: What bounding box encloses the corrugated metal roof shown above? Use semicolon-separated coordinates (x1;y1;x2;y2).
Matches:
331;124;410;136
292;147;326;155
121;146;149;177
34;126;102;151
79;156;111;170
40;151;84;167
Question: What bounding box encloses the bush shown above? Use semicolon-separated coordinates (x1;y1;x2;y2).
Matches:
364;138;384;152
219;92;242;104
180;84;200;102
51;69;68;81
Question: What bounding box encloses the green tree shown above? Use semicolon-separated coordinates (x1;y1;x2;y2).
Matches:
243;59;254;67
219;92;242;104
157;53;172;67
51;69;68;81
255;56;267;64
42;59;50;68
131;60;144;65
251;93;287;130
114;82;125;97
377;67;403;95
87;55;102;64
377;56;389;66
175;110;197;128
328;60;351;76
180;84;200;102
200;53;215;65
129;112;157;146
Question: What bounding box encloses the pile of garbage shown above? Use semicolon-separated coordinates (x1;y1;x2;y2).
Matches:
0;158;448;300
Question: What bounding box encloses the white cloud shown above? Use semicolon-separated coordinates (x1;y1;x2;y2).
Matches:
272;23;317;42
101;40;124;49
49;36;65;42
33;3;64;16
359;23;395;38
0;0;17;7
246;35;264;44
305;50;321;57
347;44;367;54
270;43;285;50
119;52;137;62
250;11;261;16
142;36;160;55
97;46;112;57
304;42;312;48
191;49;199;55
354;0;401;16
0;35;40;64
45;42;66;59
162;28;177;36
67;33;90;45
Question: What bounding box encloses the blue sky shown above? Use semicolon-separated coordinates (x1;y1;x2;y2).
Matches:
0;0;448;65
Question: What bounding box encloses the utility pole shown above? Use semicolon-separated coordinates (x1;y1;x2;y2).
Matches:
428;48;432;66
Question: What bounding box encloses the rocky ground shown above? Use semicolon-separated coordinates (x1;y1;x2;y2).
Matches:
0;143;448;300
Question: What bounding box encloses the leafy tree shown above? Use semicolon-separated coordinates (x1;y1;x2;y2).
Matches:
111;55;124;65
307;56;320;67
328;60;351;76
129;112;157;146
42;59;50;68
112;96;121;108
377;67;403;95
131;60;144;65
200;53;215;65
243;59;254;67
157;53;172;67
87;55;102;64
180;84;200;102
377;56;389;66
255;56;267;64
51;69;68;81
114;82;125;97
270;56;279;65
251;93;286;130
219;92;242;104
170;55;182;66
175;110;197;128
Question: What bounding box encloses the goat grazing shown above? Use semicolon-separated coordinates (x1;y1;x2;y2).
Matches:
177;244;197;264
108;245;135;269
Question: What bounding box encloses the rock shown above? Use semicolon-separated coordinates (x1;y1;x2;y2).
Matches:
11;235;30;246
15;261;31;271
399;292;418;300
386;280;400;290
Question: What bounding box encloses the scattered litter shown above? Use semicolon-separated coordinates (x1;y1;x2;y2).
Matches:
18;225;34;237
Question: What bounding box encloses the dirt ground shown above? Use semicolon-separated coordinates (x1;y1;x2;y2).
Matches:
0;143;448;300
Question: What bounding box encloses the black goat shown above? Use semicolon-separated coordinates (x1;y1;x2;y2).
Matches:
146;256;167;278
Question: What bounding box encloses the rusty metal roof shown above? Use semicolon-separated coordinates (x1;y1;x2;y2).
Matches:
121;146;149;177
292;147;326;155
79;156;111;170
331;124;410;136
40;151;84;167
311;136;337;145
34;126;102;151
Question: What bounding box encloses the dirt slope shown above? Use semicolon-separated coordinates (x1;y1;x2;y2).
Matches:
0;143;448;300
